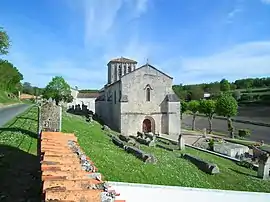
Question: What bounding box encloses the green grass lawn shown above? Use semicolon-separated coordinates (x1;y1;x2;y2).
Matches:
62;112;270;193
0;106;40;201
0;91;20;105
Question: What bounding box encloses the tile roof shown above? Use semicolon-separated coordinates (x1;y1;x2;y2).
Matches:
109;57;137;64
121;63;173;80
40;131;125;202
77;92;99;98
166;94;180;102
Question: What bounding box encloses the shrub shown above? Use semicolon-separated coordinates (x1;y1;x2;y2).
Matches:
208;139;214;151
238;129;251;137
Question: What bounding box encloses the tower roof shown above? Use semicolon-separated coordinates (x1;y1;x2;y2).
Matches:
108;57;137;64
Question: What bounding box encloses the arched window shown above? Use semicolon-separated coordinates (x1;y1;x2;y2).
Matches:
118;65;122;78
146;88;151;101
128;65;131;73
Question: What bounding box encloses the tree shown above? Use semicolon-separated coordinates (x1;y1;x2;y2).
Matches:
43;76;72;105
0;27;10;55
180;100;188;119
189;85;204;100
216;94;238;138
220;79;231;92
199;100;216;134
22;82;34;95
188;100;200;130
0;59;23;92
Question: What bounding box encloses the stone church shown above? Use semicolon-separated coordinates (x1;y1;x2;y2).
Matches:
95;57;181;136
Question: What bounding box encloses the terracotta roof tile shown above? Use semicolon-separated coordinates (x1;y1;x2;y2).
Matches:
109;57;137;64
40;131;126;202
77;92;99;98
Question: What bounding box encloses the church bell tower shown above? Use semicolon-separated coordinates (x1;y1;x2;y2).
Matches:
107;57;137;84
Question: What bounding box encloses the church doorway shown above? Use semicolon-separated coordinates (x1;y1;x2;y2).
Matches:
143;119;152;133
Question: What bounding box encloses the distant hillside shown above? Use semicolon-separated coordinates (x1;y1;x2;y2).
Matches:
172;76;270;105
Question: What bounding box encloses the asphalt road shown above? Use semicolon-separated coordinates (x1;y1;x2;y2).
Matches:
0;104;30;127
182;114;270;144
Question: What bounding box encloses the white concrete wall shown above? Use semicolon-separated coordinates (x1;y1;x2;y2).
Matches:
109;182;270;202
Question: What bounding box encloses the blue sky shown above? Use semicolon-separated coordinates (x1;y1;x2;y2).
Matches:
1;0;270;89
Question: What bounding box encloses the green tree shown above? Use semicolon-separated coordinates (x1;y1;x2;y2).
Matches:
180;100;188;120
22;82;34;95
199;99;216;134
220;79;231;92
0;27;10;55
0;59;23;92
216;94;238;138
188;100;200;130
189;85;204;100
43;76;72;105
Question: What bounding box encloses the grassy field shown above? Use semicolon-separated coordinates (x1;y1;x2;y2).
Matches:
0;106;40;201
62;112;270;193
0;91;19;105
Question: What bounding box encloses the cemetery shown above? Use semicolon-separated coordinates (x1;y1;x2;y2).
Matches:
1;101;270;201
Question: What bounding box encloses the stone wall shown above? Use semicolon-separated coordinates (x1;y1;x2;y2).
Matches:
120;65;180;136
96;82;121;131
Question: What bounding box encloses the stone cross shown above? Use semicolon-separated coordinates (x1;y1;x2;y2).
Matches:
178;134;185;150
257;153;270;180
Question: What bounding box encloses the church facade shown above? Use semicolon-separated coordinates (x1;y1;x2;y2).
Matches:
95;57;181;136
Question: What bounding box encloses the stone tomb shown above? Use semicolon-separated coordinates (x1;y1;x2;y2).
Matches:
213;142;249;158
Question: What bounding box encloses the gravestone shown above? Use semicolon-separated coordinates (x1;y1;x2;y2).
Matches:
257;153;270;180
39;99;62;132
178;134;185;150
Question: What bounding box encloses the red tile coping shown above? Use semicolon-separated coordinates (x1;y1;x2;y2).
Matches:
41;131;125;202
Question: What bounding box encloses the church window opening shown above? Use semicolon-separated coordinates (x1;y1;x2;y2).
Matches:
124;65;127;74
119;90;122;101
128;65;131;73
146;88;151;101
118;65;122;78
114;91;116;104
114;67;117;81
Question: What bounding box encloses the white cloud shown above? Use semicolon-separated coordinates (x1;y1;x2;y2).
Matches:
160;41;270;84
82;0;149;45
261;0;270;4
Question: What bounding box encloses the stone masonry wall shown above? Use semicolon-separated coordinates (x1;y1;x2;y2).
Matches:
120;65;177;136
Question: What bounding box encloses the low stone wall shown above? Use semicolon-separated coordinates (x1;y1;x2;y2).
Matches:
182;154;220;175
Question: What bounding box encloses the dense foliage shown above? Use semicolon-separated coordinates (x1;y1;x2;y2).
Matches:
216;94;238;138
0;59;23;93
173;77;270;105
0;27;10;55
0;27;24;97
43;76;73;105
22;82;43;96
